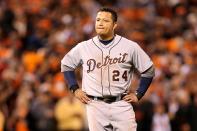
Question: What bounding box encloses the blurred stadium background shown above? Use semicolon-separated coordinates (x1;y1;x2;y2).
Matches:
0;0;197;131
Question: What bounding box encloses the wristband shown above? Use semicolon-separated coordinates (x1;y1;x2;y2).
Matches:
135;91;143;100
70;85;79;93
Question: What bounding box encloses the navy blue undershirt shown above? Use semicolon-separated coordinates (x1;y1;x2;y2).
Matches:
99;37;114;45
63;71;78;88
136;77;153;99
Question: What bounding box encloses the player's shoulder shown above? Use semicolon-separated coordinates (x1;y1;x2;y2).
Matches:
73;39;90;49
118;35;140;48
76;37;94;46
76;40;87;46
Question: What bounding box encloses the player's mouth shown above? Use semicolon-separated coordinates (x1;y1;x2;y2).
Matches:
97;27;104;29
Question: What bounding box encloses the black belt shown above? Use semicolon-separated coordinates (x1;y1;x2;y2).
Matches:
87;94;126;104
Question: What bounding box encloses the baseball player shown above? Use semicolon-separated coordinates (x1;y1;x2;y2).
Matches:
61;7;155;131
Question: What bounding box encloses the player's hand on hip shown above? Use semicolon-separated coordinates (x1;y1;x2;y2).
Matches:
74;89;91;104
123;93;138;103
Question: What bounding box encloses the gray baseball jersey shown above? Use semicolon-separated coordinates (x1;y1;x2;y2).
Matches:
61;35;153;97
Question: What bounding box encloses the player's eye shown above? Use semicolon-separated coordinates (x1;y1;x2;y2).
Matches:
103;19;110;22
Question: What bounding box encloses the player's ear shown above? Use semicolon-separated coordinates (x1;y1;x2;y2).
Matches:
113;23;117;30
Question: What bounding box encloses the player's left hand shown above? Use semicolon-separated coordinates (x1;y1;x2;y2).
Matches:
123;93;138;103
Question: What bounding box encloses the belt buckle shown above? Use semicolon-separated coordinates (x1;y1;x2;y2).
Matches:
103;96;115;104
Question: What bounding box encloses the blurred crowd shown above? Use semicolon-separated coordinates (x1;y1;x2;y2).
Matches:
0;0;197;131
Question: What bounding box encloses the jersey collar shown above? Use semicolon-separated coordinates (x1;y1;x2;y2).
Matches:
92;34;122;49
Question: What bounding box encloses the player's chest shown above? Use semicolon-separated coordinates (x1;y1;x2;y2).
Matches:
81;45;131;71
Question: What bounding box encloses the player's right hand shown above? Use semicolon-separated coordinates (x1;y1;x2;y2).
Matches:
74;89;91;104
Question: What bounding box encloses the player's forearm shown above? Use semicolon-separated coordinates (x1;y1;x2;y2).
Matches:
136;77;153;100
136;66;155;100
61;63;80;92
63;71;79;93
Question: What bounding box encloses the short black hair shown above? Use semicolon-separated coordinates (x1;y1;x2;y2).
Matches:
98;7;118;22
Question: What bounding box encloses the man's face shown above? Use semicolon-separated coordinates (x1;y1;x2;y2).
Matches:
95;11;117;38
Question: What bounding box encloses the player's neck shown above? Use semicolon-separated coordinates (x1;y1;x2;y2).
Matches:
98;34;115;41
99;37;114;45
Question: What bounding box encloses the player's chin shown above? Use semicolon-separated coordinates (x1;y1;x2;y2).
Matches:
96;31;107;36
96;30;105;34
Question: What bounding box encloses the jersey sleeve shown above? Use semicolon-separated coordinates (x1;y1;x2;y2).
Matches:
132;43;153;73
61;43;82;72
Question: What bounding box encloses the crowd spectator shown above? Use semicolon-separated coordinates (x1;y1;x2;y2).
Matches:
152;103;171;131
54;90;86;131
0;110;4;131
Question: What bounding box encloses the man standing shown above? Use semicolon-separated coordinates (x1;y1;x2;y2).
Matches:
61;7;155;131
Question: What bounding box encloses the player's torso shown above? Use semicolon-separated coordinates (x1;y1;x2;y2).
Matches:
80;35;135;96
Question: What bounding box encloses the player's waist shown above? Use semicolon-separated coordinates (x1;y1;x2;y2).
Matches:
87;94;127;104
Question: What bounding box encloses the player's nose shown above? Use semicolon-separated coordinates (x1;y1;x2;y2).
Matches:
97;21;104;26
98;23;103;27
